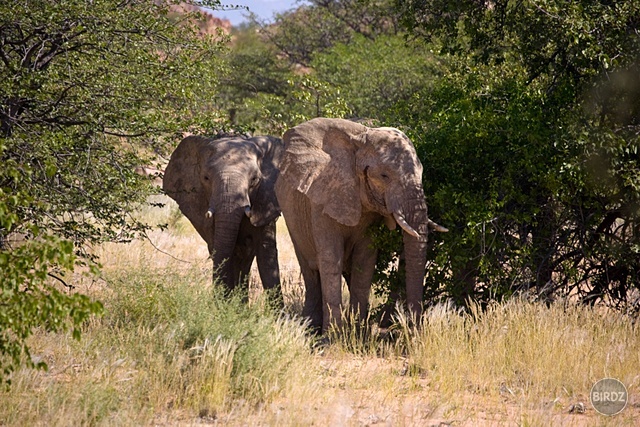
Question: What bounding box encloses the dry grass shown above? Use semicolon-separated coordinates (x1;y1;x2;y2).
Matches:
396;301;640;425
1;195;639;426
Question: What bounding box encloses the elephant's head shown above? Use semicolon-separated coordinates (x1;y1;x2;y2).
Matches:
163;134;283;286
280;118;446;315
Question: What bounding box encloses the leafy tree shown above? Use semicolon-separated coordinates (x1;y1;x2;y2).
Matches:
312;34;442;118
310;0;401;39
224;1;411;134
396;0;640;85
391;0;640;308
229;72;350;136
216;23;295;131
261;5;353;66
0;0;226;381
216;20;351;135
262;0;399;67
389;60;568;304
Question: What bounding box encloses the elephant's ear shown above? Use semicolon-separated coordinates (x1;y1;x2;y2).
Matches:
162;136;213;245
280;118;368;226
249;135;283;227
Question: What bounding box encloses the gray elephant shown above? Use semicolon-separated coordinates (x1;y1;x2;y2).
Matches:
163;134;283;293
275;118;447;332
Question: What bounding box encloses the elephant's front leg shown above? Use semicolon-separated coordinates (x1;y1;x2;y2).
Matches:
233;225;257;299
348;237;377;322
312;213;346;332
256;220;282;306
256;221;280;290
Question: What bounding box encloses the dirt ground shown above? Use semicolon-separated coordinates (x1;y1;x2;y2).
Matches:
196;353;638;426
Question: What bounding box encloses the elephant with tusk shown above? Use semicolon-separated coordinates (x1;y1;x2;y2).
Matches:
275;118;447;332
163;134;283;294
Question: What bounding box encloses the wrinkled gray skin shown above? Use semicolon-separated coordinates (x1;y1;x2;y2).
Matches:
163;135;283;292
276;118;447;332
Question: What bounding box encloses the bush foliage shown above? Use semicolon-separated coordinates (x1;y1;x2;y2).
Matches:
391;0;640;307
0;0;225;381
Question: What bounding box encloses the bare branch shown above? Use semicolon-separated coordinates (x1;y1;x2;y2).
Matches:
48;273;75;289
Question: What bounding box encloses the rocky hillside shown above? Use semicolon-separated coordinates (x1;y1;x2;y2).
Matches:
169;2;232;35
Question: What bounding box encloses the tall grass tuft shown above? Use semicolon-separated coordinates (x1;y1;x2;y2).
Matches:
326;308;392;358
395;298;640;407
0;265;314;426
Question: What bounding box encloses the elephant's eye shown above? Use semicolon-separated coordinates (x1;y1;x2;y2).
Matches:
204;176;209;181
381;173;390;181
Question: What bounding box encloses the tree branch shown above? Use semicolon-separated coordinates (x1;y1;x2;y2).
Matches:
48;272;75;289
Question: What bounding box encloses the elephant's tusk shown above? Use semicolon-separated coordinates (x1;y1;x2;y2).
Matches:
205;208;214;219
428;219;449;233
393;212;424;242
244;205;252;218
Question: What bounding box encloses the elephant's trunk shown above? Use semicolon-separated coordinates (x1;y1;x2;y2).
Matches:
211;173;249;289
397;188;429;320
212;209;243;289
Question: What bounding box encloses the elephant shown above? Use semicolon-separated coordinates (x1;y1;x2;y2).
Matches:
163;134;283;293
275;118;447;332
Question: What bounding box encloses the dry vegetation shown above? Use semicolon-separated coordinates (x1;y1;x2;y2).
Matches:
1;196;639;426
